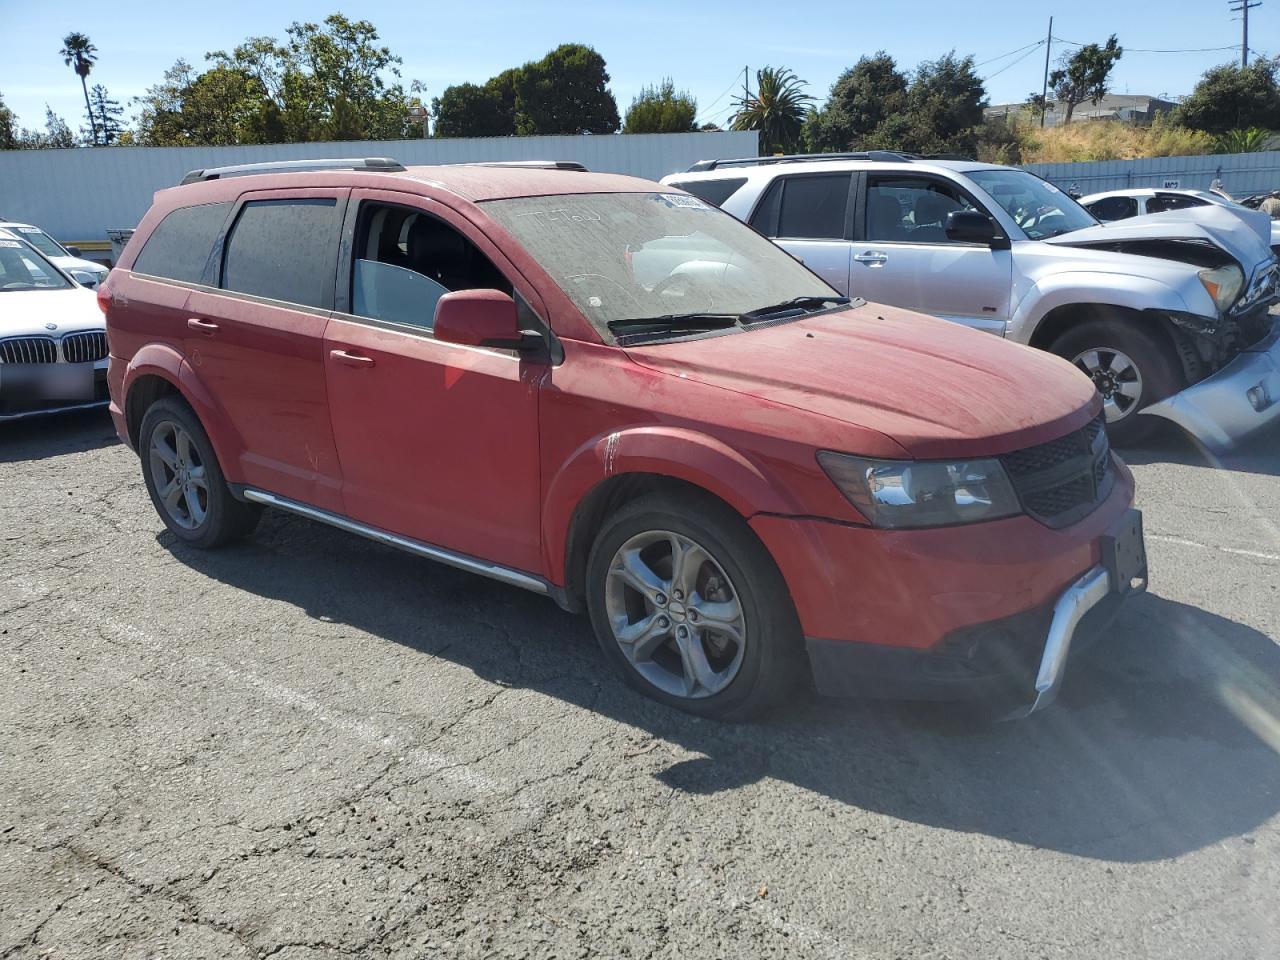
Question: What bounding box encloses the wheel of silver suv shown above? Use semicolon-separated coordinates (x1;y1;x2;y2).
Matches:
585;491;801;720
1071;346;1144;424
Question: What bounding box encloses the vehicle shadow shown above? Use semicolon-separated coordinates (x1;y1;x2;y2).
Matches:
1119;418;1280;478
161;509;1280;864
0;408;119;464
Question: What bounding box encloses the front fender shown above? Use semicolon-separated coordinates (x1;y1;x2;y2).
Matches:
1012;271;1205;343
540;426;804;586
123;344;246;478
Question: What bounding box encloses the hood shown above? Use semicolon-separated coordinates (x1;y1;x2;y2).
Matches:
624;301;1098;459
1047;206;1273;272
0;287;102;336
50;255;109;276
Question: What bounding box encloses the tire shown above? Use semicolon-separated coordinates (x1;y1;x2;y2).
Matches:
138;397;260;548
585;491;802;720
1050;318;1187;445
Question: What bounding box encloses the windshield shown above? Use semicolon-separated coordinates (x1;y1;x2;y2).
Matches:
7;226;67;258
482;192;839;340
969;169;1097;240
0;239;72;291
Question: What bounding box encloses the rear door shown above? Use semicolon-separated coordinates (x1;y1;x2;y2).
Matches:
183;188;347;511
851;173;1012;334
748;172;854;294
322;189;544;574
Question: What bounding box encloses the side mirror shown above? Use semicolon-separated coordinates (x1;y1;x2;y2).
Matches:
65;246;82;257
945;210;1008;248
434;289;537;350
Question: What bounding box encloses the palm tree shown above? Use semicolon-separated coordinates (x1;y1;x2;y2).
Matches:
731;67;813;154
60;32;98;145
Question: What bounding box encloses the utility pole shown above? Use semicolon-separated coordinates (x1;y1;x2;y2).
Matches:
743;66;750;104
1230;0;1261;67
1040;16;1053;128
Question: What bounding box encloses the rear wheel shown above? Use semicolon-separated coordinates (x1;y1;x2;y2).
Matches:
585;492;802;720
139;397;260;548
1051;319;1186;445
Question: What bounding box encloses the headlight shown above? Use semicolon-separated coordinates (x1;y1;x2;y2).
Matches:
1198;264;1244;312
817;452;1021;529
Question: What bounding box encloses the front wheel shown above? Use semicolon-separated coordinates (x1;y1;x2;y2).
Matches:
1050;319;1187;445
585;492;802;720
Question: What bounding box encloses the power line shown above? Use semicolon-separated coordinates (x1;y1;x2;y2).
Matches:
975;38;1047;68
1053;35;1237;53
983;41;1048;81
696;70;747;125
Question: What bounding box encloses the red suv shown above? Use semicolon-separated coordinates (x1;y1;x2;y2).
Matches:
103;157;1146;719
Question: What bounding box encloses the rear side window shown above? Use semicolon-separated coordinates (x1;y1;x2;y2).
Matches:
749;174;850;239
1084;196;1139;221
666;177;748;208
132;202;230;283
1149;193;1209;214
222;198;339;309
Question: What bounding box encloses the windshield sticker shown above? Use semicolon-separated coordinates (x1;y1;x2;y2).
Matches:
0;240;21;248
657;193;709;210
1042;182;1062;194
15;227;41;234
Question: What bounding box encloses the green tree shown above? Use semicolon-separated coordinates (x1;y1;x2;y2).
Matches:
731;66;812;153
897;51;987;154
804;53;907;151
432;82;513;137
1175;60;1280;136
513;43;620;135
60;32;99;145
1216;126;1271;153
16;107;77;149
134;60;279;145
1049;35;1123;124
623;79;697;133
87;84;125;145
0;91;18;150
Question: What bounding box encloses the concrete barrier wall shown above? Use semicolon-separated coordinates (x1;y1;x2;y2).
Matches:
0;131;759;243
1024;151;1280;197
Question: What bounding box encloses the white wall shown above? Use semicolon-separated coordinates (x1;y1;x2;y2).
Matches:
0;132;759;242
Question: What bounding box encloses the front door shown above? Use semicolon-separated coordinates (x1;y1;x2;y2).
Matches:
748;172;854;295
182;187;348;511
852;175;1013;334
322;190;545;575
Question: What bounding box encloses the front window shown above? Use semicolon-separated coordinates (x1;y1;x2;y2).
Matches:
482;192;840;342
969;169;1097;240
9;226;67;258
0;239;72;291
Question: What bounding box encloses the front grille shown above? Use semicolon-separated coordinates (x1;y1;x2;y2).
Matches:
0;336;57;364
1001;413;1112;528
61;330;108;363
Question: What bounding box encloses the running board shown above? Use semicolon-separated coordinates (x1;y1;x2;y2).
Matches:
241;488;550;596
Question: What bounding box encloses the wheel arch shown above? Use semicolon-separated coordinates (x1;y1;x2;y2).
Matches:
1027;302;1199;383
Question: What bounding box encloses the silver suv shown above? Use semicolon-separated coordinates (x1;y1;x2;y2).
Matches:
663;153;1280;448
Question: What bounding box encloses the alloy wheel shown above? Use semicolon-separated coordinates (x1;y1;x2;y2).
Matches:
1072;347;1144;422
603;530;747;699
148;420;210;530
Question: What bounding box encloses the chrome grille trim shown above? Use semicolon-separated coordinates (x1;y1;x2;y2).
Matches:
60;330;108;364
0;336;58;364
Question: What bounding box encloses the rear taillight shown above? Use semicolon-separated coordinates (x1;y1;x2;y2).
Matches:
96;276;112;315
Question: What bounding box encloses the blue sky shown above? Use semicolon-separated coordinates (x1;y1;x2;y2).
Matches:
4;0;1276;134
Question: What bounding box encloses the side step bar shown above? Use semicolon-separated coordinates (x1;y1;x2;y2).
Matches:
241;488;550;596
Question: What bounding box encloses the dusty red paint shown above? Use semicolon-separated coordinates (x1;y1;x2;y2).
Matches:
105;164;1125;651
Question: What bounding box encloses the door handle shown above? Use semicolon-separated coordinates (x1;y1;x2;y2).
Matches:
330;349;375;368
854;251;888;265
187;318;219;335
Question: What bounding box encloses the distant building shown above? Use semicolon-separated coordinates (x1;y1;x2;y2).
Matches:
985;94;1177;127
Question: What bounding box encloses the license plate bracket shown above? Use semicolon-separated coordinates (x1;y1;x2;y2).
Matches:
1102;508;1148;595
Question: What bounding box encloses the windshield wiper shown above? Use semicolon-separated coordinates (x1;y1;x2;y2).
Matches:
607;312;741;338
739;294;851;323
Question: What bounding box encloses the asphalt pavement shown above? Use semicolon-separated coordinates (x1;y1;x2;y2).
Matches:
2;410;1278;959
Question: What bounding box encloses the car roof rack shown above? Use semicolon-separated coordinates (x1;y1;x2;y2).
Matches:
686;151;914;172
179;157;406;185
464;160;588;171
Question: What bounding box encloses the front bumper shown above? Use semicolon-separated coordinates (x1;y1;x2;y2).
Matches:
1143;319;1280;451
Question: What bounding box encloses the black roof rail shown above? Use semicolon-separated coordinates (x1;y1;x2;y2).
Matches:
464;160;588;171
685;151;913;172
179;157;406;185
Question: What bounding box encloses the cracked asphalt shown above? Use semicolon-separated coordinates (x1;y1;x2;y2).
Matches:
2;411;1279;960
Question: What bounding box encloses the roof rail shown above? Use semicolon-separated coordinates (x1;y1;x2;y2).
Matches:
179;157;406;185
685;151;913;172
464;160;588;171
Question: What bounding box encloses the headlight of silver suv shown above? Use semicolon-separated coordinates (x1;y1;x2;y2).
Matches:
817;453;1021;529
1198;264;1244;313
